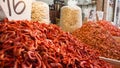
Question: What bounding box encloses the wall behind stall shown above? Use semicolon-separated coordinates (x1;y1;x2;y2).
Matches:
36;0;53;5
77;0;96;22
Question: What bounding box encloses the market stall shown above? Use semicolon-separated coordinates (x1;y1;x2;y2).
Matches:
0;0;120;68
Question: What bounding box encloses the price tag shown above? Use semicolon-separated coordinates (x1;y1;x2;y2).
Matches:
0;0;32;20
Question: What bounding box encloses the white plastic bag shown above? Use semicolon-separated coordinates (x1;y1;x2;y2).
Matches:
31;1;50;24
60;0;82;32
97;11;104;20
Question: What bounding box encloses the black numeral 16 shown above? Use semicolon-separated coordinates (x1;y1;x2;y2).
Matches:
3;0;26;16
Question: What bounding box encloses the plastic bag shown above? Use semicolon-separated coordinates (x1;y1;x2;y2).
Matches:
60;0;82;32
31;1;50;24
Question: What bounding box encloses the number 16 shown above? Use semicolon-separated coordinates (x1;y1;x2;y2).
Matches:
3;0;26;16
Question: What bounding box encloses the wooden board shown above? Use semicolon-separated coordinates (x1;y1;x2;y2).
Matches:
100;57;120;68
113;36;120;43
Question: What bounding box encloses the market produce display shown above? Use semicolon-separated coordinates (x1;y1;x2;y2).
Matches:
0;19;112;68
97;20;120;36
72;22;120;60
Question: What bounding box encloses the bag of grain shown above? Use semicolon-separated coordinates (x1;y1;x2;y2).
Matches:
32;1;50;24
60;0;82;32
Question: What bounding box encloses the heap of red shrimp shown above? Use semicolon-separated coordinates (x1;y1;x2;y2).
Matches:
97;20;120;36
0;19;112;68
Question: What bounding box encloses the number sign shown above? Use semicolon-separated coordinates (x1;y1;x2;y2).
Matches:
0;0;32;20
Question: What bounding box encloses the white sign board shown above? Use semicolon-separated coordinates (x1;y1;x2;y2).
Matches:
0;0;32;20
0;6;6;20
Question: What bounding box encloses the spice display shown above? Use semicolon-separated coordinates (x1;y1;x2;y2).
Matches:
31;1;50;24
72;22;120;60
97;20;120;36
0;19;112;68
60;0;82;32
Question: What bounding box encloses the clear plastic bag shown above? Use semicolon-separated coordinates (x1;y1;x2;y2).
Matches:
60;0;82;32
31;1;50;24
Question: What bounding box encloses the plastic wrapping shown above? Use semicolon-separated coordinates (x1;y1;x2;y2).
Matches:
31;1;50;24
60;0;82;32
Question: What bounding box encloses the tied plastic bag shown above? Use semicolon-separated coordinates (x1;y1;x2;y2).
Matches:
60;0;82;32
31;1;50;24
